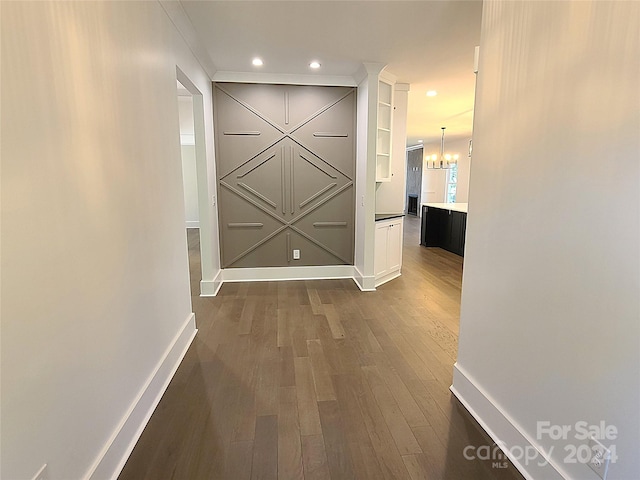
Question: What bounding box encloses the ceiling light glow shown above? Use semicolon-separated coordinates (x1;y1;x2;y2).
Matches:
252;58;263;66
309;61;321;69
426;90;437;97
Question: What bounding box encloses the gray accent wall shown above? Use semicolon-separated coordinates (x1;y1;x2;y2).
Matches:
214;83;356;268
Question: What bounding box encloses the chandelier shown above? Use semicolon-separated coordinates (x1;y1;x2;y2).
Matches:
425;127;459;169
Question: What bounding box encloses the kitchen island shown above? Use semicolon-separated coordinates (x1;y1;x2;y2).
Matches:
420;203;468;256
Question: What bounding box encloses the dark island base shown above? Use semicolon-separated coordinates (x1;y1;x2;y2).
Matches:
420;205;466;257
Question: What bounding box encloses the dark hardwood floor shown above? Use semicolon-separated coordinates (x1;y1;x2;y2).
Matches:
119;216;524;480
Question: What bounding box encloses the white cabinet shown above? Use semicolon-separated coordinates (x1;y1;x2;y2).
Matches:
374;217;403;286
376;79;393;182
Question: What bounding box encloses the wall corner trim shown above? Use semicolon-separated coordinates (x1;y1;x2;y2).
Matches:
353;267;376;291
158;0;217;79
451;364;567;480
200;269;223;297
85;314;197;480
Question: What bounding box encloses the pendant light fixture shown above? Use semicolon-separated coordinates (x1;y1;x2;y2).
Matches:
426;127;459;169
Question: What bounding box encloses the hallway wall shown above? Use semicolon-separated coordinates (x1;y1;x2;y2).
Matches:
454;2;640;479
1;2;217;478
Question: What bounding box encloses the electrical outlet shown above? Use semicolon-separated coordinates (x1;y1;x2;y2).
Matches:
588;436;611;480
293;249;300;260
32;464;48;480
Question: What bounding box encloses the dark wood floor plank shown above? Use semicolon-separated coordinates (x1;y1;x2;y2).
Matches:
290;306;310;358
278;387;304;480
317;400;355;480
332;374;384;480
322;303;346;339
375;361;430;428
239;295;258;335
280;345;296;387
251;415;278;480
277;307;291;347
301;434;331;480
411;425;449;479
307;288;323;314
230;342;258;441
226;440;254;480
361;365;422;456
307;339;337;402
294;357;323;436
351;369;412;478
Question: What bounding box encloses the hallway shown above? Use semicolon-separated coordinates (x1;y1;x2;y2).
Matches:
120;216;523;479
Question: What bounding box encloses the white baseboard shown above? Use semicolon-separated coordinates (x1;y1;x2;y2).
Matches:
451;363;566;480
185;221;199;229
200;269;223;297
221;265;355;283
200;266;376;296
85;313;197;480
374;269;401;287
353;266;376;291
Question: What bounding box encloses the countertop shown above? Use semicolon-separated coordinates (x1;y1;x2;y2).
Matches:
375;213;405;222
421;203;468;214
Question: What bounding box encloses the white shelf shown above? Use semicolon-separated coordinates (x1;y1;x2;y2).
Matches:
376;78;394;183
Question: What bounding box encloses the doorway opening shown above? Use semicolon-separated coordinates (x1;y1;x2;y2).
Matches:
176;67;216;299
407;194;418;216
176;79;201;297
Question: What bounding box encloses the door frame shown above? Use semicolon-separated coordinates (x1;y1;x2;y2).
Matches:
176;67;218;296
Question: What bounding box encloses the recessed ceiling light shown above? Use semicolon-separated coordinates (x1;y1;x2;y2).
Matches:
426;90;437;97
252;58;263;66
309;61;321;69
418;140;423;143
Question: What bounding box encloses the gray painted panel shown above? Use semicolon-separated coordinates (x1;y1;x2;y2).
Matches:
292;188;354;264
214;87;284;178
292;90;356;178
215;83;355;268
219;83;353;131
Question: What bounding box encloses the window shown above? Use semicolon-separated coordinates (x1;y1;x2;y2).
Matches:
446;163;458;203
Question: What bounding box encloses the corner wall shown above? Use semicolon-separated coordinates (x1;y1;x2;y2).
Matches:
1;2;217;478
354;64;383;291
453;2;639;479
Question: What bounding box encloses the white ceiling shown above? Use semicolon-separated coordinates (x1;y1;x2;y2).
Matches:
180;0;482;147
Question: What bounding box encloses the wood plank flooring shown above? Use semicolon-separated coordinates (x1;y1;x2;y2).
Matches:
119;216;525;480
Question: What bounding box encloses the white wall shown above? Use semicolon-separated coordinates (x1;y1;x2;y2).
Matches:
421;166;447;204
452;138;472;203
177;96;199;227
180;145;199;226
1;2;218;479
375;83;409;214
453;2;639;480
